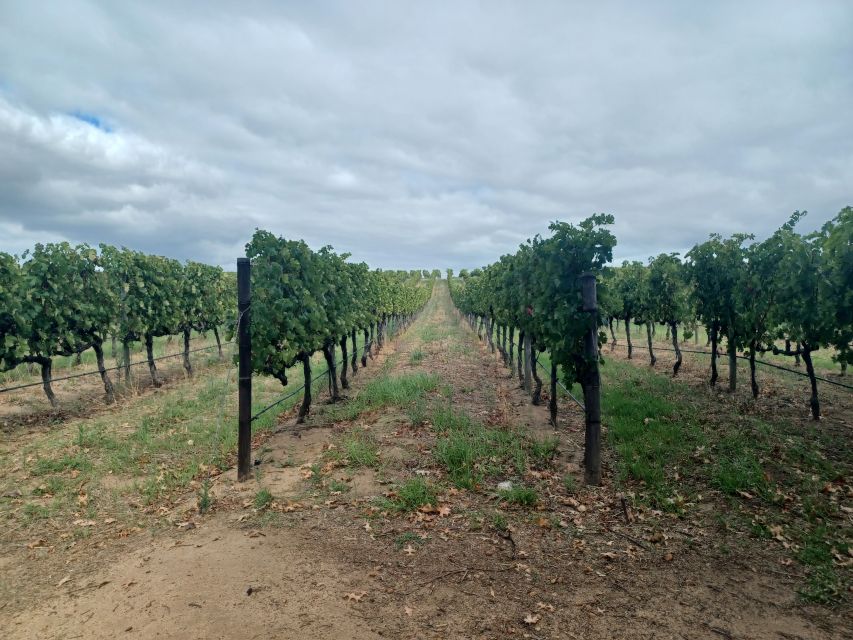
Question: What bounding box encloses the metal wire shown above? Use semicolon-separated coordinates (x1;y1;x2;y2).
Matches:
250;338;376;423
610;343;853;390
0;341;230;394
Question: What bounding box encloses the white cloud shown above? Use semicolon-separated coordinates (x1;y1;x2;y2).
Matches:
0;0;851;270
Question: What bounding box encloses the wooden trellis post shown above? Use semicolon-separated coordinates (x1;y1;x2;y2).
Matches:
580;272;602;486
237;257;252;482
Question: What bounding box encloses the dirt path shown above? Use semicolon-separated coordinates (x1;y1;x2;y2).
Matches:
3;283;848;639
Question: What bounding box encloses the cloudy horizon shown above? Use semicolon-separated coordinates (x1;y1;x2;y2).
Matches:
1;1;851;270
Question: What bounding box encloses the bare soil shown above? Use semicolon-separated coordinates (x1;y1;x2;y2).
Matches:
1;285;849;639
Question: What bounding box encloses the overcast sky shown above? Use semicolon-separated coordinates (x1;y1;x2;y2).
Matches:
1;1;851;270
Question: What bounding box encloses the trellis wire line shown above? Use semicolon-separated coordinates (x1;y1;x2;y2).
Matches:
534;356;586;410
610;343;852;390
0;342;232;394
251;345;372;423
501;335;586;410
250;318;409;423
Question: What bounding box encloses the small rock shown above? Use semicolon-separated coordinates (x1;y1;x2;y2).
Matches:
497;481;513;491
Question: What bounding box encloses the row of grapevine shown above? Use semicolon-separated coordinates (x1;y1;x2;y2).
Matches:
245;230;431;422
448;215;616;482
601;206;852;419
0;243;230;406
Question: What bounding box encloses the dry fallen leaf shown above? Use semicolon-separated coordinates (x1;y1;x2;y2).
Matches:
27;539;47;549
536;517;552;530
56;575;71;587
437;506;451;517
402;544;416;556
404;606;413;616
72;519;97;527
345;591;367;602
523;613;541;625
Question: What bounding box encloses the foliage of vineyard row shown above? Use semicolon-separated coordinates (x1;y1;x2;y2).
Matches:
0;243;231;406
451;207;852;420
245;230;433;422
450;214;617;427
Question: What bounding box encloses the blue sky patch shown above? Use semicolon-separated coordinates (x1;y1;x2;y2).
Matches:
70;111;113;133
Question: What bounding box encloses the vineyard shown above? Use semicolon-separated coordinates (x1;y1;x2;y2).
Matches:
0;215;851;639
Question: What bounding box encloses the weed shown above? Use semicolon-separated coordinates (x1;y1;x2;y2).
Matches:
498;485;538;507
197;479;212;514
31;453;92;476
394;531;424;549
387;477;437;512
327;372;440;421
491;511;508;531
409;350;425;365
431;405;528;488
254;488;274;511
328;479;350;493
563;475;577;494
339;429;380;468
799;566;846;605
529;437;559;467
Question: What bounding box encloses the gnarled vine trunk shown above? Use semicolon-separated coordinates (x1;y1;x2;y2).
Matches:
608;317;616;351
339;335;349;390
624;315;633;359
351;329;358;374
145;334;162;387
40;358;58;408
508;326;515;366
523;332;532;392
362;328;370;367
298;354;312;423
517;330;524;383
213;326;223;358
93;340;115;404
802;345;820;420
645;323;656;366
670;322;682;377
530;341;542;405
322;342;340;402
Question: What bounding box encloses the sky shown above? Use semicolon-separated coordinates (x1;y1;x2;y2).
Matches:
0;1;851;270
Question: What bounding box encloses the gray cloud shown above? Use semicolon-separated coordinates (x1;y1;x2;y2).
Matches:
0;1;851;269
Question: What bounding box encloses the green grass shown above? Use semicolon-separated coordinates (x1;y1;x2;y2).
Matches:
498;485;538;506
330;428;380;468
326;372;440;422
197;479;212;514
254;488;274;510
431;404;549;489
595;359;706;510
409;349;425;365
394;531;424;549
578;354;851;604
377;477;437;512
31;453;92;476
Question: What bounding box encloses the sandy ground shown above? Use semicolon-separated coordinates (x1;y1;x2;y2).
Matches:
2;284;849;639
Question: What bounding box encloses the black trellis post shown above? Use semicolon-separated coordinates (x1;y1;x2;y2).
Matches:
580;272;602;486
237;257;252;482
